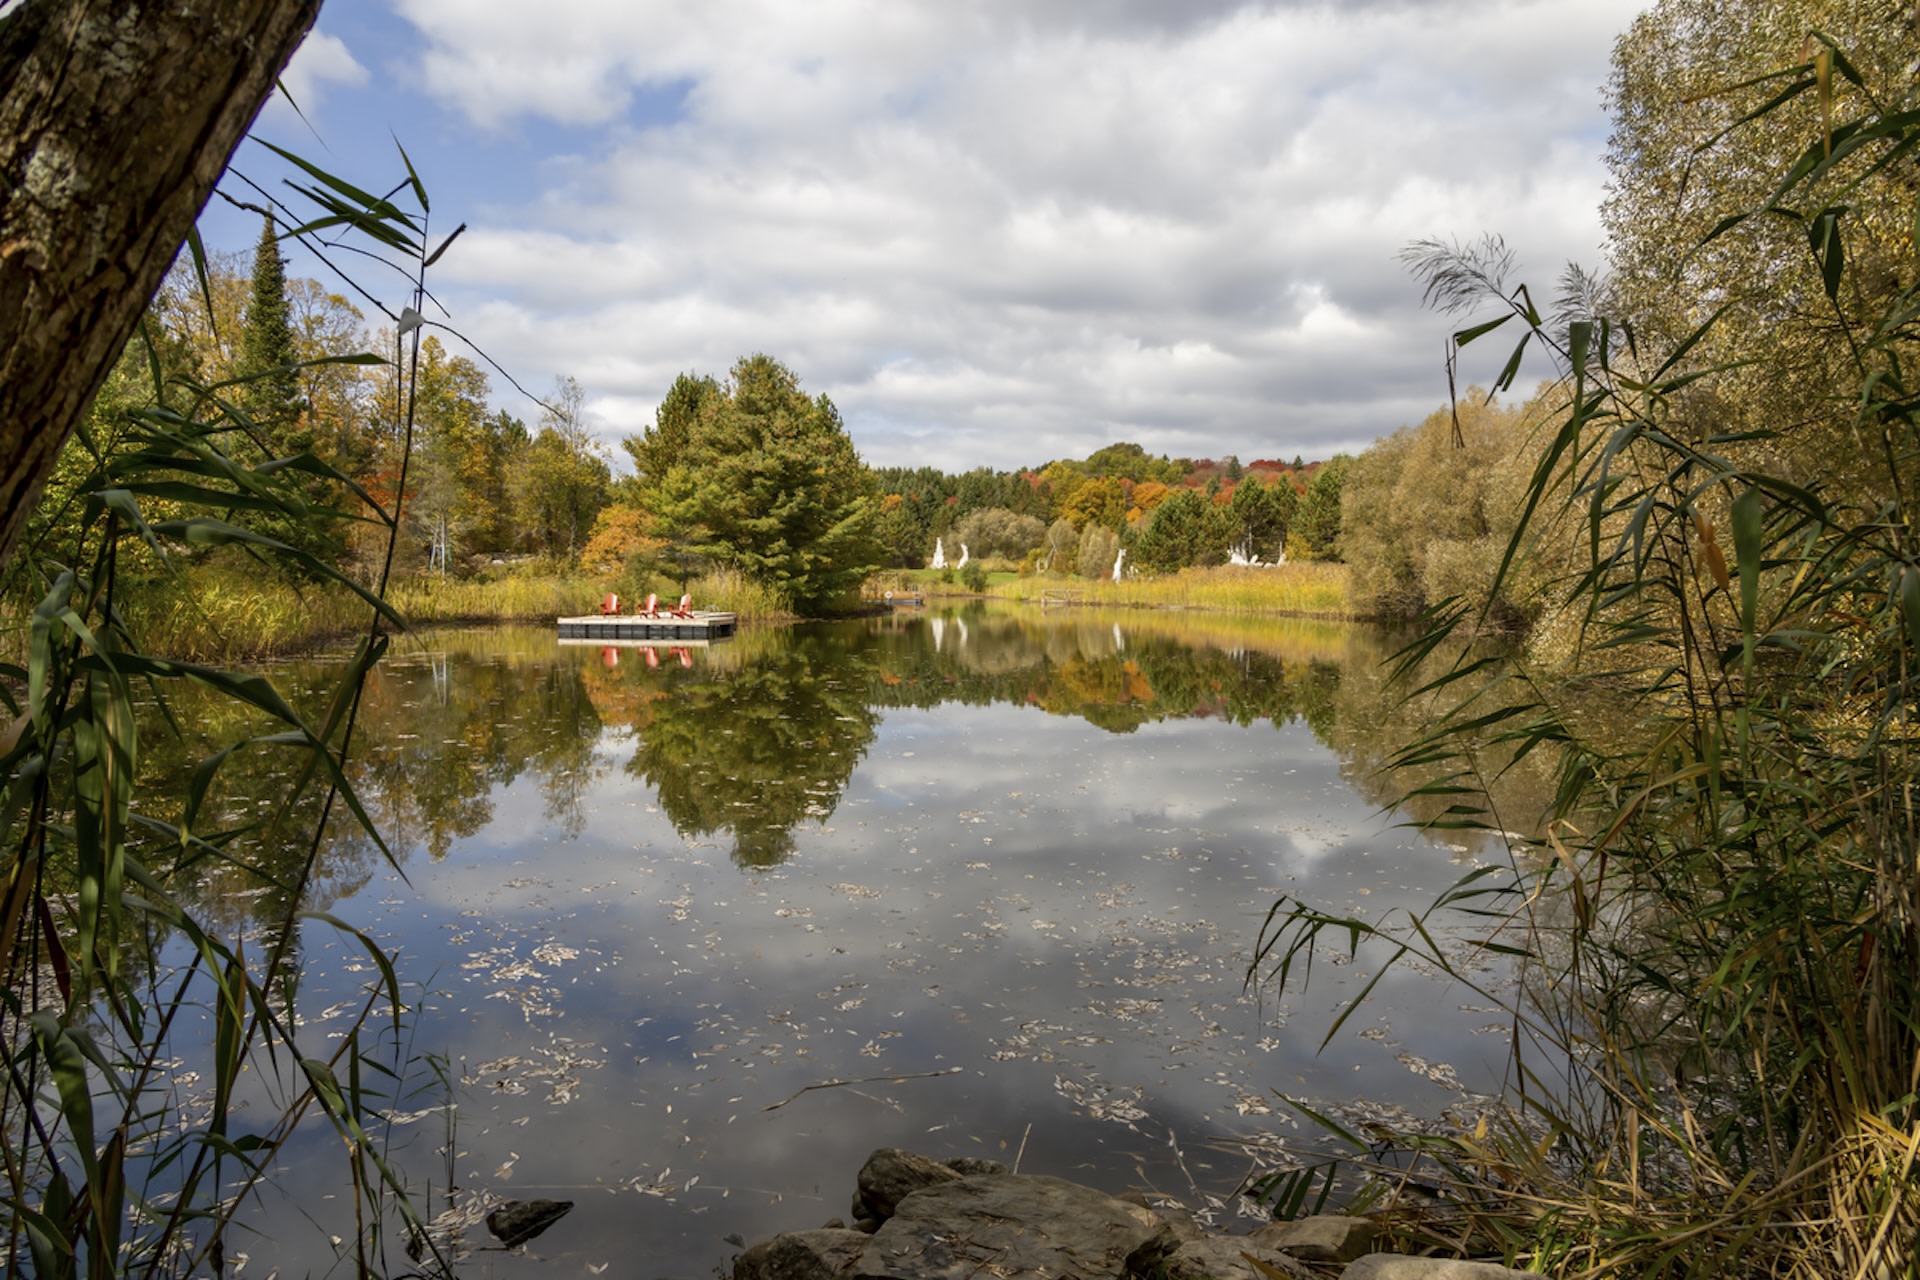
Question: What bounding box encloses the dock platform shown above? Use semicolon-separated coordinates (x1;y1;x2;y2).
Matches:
557;611;738;641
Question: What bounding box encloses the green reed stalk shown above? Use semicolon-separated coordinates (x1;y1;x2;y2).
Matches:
1251;38;1920;1278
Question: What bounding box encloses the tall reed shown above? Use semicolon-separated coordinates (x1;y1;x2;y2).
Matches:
1251;38;1920;1278
1;144;457;1277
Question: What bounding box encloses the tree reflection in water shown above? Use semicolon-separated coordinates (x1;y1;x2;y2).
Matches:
601;630;879;868
140;608;1561;906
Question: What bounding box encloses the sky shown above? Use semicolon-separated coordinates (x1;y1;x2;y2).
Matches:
208;0;1652;474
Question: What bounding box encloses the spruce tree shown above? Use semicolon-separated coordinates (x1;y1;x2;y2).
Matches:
240;214;305;453
240;214;336;564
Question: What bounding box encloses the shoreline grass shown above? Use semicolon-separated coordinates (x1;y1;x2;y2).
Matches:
872;562;1358;618
1;564;796;665
5;562;1360;665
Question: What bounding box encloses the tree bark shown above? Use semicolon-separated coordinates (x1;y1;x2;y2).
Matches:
0;0;322;571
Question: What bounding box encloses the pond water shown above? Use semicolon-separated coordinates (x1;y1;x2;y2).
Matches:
179;607;1538;1278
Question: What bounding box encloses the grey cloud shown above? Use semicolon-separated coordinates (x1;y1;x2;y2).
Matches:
393;0;1641;469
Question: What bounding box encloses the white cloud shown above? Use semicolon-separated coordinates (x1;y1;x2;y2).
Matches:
375;0;1644;470
270;29;370;118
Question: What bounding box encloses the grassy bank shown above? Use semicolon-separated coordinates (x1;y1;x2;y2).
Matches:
4;562;1354;666
2;564;794;664
873;562;1356;617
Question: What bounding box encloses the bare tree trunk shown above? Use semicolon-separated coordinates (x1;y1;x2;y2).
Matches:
0;0;321;570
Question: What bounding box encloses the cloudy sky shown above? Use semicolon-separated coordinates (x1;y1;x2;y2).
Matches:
212;0;1650;473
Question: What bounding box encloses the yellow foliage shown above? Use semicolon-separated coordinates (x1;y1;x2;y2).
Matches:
580;504;661;569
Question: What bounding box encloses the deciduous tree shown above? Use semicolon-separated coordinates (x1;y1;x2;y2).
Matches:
514;375;611;560
1602;0;1918;491
0;0;322;570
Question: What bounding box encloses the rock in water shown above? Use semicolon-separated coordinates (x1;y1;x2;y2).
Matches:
485;1198;574;1248
854;1148;963;1221
734;1228;872;1280
858;1174;1174;1280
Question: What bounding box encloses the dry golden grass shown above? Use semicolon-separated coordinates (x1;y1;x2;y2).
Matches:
988;562;1356;617
0;565;796;665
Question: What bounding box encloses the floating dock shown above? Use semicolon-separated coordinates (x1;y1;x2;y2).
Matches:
557;611;738;641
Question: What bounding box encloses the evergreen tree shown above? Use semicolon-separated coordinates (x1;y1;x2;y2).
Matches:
239;215;305;451
1132;488;1227;572
629;355;882;612
1227;474;1294;562
1289;455;1352;561
239;214;337;564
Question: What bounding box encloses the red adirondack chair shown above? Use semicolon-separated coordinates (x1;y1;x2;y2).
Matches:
670;593;695;618
600;592;620;616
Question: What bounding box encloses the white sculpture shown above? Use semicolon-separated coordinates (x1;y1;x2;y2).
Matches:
1227;540;1283;568
957;544;970;569
931;537;946;569
1111;548;1126;582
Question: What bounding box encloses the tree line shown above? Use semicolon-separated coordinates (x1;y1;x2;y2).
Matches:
15;222;1361;622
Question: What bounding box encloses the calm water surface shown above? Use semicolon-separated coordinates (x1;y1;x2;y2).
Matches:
192;607;1529;1277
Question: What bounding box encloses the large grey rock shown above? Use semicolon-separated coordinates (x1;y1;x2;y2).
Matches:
854;1173;1174;1280
855;1148;964;1221
1158;1237;1314;1280
1251;1215;1377;1263
1339;1256;1532;1280
734;1229;873;1280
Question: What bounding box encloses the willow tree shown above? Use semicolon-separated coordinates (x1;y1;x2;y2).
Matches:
0;0;322;570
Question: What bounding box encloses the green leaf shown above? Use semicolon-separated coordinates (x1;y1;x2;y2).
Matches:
1808;208;1846;301
395;137;430;213
256;139;422;230
1490;332;1530;396
1453;314;1512;346
423;222;467;269
1569;320;1592;380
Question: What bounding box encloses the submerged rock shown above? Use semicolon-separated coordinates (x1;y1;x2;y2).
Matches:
484;1197;573;1249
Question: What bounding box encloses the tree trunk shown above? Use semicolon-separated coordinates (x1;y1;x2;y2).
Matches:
0;0;321;571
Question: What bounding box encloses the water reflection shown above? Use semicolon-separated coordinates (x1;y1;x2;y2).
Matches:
138;608;1556;1277
603;631;880;867
546;610;1363;869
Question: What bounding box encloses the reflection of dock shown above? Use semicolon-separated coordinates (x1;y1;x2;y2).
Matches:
556;635;720;648
557;612;738;640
